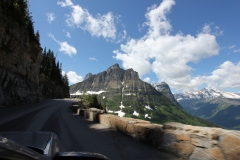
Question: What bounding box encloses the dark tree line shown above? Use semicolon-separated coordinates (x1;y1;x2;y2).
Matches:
40;48;69;90
1;0;70;98
1;0;40;45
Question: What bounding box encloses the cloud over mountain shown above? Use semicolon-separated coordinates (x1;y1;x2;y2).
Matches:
62;71;83;84
113;0;239;92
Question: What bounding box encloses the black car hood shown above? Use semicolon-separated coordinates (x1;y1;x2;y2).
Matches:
0;131;51;152
0;132;109;160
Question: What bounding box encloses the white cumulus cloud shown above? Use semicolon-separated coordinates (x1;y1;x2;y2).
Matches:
57;0;117;40
62;71;83;84
113;0;224;91
143;77;151;83
48;33;77;57
57;0;73;7
59;42;77;56
203;61;240;89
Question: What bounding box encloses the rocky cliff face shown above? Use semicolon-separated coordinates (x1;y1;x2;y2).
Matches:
70;63;140;93
153;82;184;110
0;1;70;106
0;6;42;106
84;73;93;81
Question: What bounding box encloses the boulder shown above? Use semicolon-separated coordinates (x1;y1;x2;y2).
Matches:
219;134;240;160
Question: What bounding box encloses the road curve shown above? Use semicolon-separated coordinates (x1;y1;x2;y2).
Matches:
0;99;179;160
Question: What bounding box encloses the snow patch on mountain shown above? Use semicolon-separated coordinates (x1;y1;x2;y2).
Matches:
152;82;168;92
119;101;125;109
133;111;139;116
70;90;106;96
145;105;152;110
116;110;125;117
145;114;151;119
174;88;240;101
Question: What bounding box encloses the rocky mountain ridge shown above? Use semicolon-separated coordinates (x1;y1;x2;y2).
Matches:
70;64;217;127
174;88;240;130
70;64;140;93
153;82;183;110
174;88;240;101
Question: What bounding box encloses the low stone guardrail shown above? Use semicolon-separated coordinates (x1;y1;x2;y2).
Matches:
71;103;240;160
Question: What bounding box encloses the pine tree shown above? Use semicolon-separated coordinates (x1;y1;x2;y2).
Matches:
63;73;69;87
40;48;69;91
1;0;40;45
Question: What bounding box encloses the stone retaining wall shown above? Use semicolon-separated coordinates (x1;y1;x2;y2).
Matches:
71;104;240;160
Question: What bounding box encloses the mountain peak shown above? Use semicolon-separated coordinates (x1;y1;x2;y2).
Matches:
153;82;169;92
174;88;240;101
153;82;184;110
107;63;120;71
84;73;93;80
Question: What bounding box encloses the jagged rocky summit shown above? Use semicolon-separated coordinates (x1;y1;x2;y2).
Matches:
70;64;216;127
153;82;183;110
70;64;139;93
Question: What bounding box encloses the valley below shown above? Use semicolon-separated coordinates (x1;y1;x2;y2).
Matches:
174;88;240;130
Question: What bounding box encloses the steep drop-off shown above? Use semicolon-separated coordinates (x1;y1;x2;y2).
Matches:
174;88;240;130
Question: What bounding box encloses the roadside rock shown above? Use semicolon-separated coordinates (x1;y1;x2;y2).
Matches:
73;103;240;160
219;134;240;160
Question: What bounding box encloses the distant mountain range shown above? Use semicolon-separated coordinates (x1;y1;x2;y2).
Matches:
174;88;240;100
70;64;216;127
173;88;240;130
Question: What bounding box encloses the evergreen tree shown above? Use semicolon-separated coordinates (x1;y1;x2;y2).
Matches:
1;0;40;45
63;73;69;87
40;48;69;92
35;30;40;45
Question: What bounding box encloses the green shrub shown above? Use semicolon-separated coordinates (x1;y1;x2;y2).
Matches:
82;94;102;109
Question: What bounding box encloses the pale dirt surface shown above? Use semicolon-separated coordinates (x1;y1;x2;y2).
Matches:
0;99;179;160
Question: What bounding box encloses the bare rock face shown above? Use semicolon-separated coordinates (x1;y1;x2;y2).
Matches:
0;68;42;106
153;82;184;110
84;73;93;81
70;63;140;93
219;134;240;160
161;122;240;159
0;6;42;106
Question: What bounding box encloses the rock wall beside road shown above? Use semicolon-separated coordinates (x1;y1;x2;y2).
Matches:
0;4;42;106
72;104;240;160
0;1;70;106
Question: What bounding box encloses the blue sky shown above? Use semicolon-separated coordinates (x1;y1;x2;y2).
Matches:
28;0;240;93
